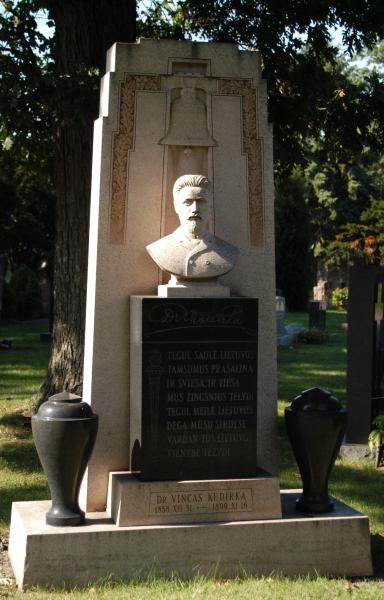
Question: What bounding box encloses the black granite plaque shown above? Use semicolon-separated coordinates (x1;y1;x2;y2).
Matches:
139;298;258;481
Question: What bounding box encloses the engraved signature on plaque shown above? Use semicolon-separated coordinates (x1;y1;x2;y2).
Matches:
147;302;244;328
149;488;253;515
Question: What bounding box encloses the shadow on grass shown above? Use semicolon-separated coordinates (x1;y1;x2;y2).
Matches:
0;438;49;529
331;462;384;509
0;412;31;429
2;346;38;352
0;481;49;528
0;369;45;383
277;414;297;473
0;440;41;473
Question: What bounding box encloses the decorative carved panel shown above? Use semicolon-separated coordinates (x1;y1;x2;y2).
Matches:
218;79;264;246
110;74;161;244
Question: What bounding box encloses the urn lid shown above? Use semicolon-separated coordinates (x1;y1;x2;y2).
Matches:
290;387;343;412
36;391;95;420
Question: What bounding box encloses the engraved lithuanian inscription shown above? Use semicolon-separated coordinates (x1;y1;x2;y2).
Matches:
140;298;258;481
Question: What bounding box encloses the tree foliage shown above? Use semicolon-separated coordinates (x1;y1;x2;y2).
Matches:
140;1;384;171
3;264;42;319
275;170;314;309
303;51;384;268
0;1;55;286
0;144;54;273
0;0;54;149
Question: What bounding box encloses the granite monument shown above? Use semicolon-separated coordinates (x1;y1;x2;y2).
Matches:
8;39;373;588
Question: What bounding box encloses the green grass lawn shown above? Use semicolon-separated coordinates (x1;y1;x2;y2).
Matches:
278;310;348;406
0;319;50;534
0;315;383;599
0;319;50;414
5;577;384;600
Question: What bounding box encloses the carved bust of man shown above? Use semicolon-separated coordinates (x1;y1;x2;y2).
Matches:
146;174;238;283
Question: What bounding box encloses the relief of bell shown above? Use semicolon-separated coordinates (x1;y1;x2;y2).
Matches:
160;87;217;147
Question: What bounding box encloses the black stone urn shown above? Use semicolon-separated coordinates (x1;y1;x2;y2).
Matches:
32;391;98;526
285;387;347;513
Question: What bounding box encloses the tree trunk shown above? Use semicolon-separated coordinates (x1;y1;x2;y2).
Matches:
39;1;136;402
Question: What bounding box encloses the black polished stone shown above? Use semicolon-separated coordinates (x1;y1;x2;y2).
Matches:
308;300;326;330
32;392;98;526
139;298;259;481
347;265;384;442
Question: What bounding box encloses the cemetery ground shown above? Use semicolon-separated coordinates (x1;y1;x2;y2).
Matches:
0;314;383;599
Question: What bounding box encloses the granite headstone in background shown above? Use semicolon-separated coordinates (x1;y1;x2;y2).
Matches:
276;296;305;346
346;265;384;443
276;296;286;336
308;300;326;330
138;297;258;480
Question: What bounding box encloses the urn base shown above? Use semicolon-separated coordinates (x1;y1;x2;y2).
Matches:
296;496;334;514
46;506;85;526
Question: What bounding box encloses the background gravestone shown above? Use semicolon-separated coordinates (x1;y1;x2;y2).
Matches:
308;300;326;330
346;265;384;443
276;296;286;336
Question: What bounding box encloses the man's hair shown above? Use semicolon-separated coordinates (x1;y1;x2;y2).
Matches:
173;174;211;200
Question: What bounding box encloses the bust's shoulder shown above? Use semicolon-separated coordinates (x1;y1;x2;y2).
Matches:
146;230;186;275
146;232;178;255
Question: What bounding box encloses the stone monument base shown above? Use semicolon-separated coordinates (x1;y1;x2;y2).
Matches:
107;472;282;526
9;491;372;589
158;283;230;297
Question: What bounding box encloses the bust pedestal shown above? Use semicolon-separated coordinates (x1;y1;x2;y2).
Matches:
158;281;230;297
